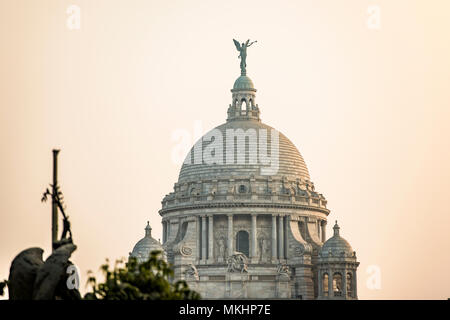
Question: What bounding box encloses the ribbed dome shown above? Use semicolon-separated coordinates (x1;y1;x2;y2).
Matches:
320;222;354;257
179;120;310;183
129;222;165;263
233;75;255;91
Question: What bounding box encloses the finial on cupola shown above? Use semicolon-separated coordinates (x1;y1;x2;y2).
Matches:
145;221;152;237
333;220;340;236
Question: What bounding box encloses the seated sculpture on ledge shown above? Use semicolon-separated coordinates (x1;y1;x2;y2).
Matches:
227;252;248;273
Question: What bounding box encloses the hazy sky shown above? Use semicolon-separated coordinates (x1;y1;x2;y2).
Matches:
1;0;449;299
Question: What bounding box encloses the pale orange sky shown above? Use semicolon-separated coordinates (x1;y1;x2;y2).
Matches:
1;0;449;299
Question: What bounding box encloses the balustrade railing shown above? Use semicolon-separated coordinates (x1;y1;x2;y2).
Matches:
163;192;327;209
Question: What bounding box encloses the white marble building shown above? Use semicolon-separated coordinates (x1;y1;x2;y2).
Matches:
132;64;359;299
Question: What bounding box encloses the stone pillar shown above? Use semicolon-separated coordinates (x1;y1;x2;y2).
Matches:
227;214;233;257
342;268;347;299
328;268;333;298
271;214;277;262
167;219;171;241
318;270;323;298
353;270;358;299
251;214;257;262
284;215;289;259
196;216;201;262
164;221;169;242
201;215;207;263
317;220;321;240
278;215;284;260
208;215;214;263
321;221;327;243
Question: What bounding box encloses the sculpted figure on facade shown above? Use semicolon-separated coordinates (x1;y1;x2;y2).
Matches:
227;252;248;273
258;235;270;262
189;186;200;196
216;236;227;262
209;185;217;196
277;262;291;278
228;183;236;195
185;263;199;281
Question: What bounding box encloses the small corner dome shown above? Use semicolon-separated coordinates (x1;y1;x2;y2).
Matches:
129;222;165;263
320;221;354;257
233;75;255;91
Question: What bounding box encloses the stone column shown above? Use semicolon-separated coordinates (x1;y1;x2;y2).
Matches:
164;221;168;243
284;215;289;259
342;268;347;299
167;219;171;241
251;214;257;262
317;220;321;240
318;270;323;298
196;216;201;262
328;268;333;298
321;221;327;243
353;270;357;299
208;215;214;263
271;214;277;262
278;215;284;260
201;215;207;263
227;214;233;257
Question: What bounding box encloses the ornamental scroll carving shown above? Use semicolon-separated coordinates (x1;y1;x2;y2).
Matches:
180;245;193;256
294;246;304;257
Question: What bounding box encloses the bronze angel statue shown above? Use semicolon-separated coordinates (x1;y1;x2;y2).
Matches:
233;39;257;75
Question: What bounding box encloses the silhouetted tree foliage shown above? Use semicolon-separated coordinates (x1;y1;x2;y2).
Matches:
84;251;200;300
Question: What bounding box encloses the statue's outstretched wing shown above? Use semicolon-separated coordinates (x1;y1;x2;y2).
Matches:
233;39;241;51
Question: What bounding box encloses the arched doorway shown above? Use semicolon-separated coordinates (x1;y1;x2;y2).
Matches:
236;230;249;258
333;272;343;297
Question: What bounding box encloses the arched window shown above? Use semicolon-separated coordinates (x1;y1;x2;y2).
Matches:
346;272;352;297
238;185;247;193
333;273;342;296
236;230;249;257
241;100;247;114
323;273;329;297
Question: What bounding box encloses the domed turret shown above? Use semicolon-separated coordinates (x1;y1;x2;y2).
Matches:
233;75;256;91
320;221;354;257
317;221;359;300
227;74;260;122
129;222;166;263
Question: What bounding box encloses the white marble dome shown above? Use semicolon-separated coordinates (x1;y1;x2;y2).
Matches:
179;120;310;184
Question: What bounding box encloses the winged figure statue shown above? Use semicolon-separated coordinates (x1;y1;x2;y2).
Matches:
233;39;257;75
